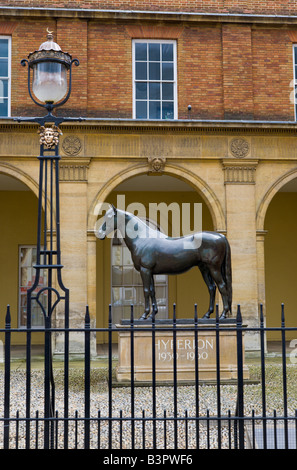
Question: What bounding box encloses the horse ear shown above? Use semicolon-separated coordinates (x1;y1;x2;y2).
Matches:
111;204;116;213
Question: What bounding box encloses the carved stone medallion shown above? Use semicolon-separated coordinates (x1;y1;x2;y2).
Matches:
38;125;62;149
230;138;250;158
62;135;82;156
148;156;166;172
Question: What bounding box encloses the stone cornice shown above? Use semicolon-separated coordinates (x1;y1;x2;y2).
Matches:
2;118;297;135
2;6;297;25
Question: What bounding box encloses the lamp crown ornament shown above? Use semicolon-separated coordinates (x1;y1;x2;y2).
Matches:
38;28;61;51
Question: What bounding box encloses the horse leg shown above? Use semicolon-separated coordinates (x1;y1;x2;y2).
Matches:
200;267;216;319
149;276;158;318
208;268;229;319
139;267;152;320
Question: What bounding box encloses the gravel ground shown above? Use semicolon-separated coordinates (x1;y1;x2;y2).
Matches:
1;363;297;449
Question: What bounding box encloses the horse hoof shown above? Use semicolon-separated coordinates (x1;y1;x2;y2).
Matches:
139;313;148;321
202;313;210;319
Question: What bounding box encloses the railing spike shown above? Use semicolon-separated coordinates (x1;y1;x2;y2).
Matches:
108;304;112;325
236;304;242;324
173;303;176;323
194;303;198;322
259;303;264;324
281;303;285;325
5;305;11;326
85;305;90;326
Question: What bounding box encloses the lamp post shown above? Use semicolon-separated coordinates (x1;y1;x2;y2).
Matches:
16;30;83;449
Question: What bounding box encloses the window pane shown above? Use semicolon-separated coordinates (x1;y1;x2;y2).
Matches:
0;58;8;77
155;286;167;304
162;43;173;61
112;266;122;285
123;266;133;285
136;82;147;100
112;246;122;265
112;287;123;304
162;101;174;120
149;43;160;61
0;79;8;97
123;287;135;304
0;39;8;57
136;100;147;119
19;247;46;327
149;82;160;100
123;246;133;265
0;98;8;116
135;42;147;61
135;286;144;304
133;270;142;285
162;82;173;100
162;62;174;81
149;101;161;119
149;62;160;80
136;61;147;80
113;306;122;324
134;41;176;122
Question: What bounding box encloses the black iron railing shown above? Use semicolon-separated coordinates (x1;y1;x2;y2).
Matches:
1;304;297;450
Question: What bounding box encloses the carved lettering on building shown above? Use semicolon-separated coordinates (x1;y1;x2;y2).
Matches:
156;337;214;362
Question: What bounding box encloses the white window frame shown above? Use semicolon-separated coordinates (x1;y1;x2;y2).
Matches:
132;39;177;120
0;35;11;118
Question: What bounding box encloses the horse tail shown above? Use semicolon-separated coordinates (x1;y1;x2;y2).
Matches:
222;236;232;314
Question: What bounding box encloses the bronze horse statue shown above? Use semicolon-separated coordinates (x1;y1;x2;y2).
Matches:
97;205;232;320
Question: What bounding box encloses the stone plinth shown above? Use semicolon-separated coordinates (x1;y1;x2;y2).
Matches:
116;319;249;383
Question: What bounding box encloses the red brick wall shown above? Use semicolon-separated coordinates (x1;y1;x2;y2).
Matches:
252;28;294;121
87;22;132;118
2;13;296;120
2;0;297;15
222;25;254;120
178;25;224;120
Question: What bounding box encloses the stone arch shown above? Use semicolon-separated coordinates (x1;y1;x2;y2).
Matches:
257;168;297;231
0;162;51;215
87;163;226;232
0;162;40;197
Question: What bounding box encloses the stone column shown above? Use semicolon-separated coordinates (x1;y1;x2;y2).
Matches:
222;158;259;350
54;163;96;356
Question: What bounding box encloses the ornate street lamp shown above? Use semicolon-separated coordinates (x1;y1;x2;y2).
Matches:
15;30;83;449
22;29;79;116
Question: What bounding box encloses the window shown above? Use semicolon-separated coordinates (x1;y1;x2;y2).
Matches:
19;246;47;327
111;221;168;324
0;36;10;117
133;40;177;120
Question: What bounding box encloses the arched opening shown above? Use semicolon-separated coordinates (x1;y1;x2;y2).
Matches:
95;173;215;334
0;173;44;345
264;176;297;340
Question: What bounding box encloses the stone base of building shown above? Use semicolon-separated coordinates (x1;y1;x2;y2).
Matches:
116;319;249;383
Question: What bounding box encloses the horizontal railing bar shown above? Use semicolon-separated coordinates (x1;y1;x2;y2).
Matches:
1;415;297;423
1;325;297;333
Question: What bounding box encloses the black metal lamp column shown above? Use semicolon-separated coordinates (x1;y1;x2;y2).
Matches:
16;30;83;449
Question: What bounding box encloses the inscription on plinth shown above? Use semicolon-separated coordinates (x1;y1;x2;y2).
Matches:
116;320;249;383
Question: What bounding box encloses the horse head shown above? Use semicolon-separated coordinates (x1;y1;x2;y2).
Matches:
96;204;117;239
